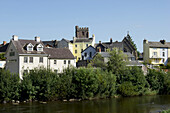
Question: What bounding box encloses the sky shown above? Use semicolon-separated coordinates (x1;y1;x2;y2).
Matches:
0;0;170;52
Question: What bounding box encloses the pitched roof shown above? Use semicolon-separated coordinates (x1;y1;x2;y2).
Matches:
81;45;96;53
74;38;93;43
0;43;9;53
96;41;123;49
98;52;110;58
12;39;75;59
42;40;58;47
148;41;170;48
12;40;46;54
44;48;75;59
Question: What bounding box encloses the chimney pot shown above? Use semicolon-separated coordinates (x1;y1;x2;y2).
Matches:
143;39;148;44
160;40;166;44
35;36;40;42
110;38;113;43
12;35;18;41
3;41;7;45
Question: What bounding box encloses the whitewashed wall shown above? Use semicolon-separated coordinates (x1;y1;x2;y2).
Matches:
19;56;48;78
49;59;76;73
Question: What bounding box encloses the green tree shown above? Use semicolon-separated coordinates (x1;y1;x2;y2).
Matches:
0;69;20;102
88;53;106;70
107;48;127;75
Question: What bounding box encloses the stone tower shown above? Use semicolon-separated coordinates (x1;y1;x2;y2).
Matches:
75;26;89;38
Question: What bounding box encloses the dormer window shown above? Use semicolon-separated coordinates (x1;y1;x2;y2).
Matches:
27;43;34;51
36;44;43;51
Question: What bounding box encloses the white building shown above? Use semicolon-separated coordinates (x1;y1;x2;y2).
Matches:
5;35;76;79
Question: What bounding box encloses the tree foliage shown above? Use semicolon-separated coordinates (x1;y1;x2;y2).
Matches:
88;53;106;70
107;48;127;75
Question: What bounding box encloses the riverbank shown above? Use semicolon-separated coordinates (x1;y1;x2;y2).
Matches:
161;109;170;113
0;66;170;103
0;95;170;113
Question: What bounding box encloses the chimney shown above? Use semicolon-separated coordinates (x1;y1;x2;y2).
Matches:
99;41;101;44
12;35;18;41
35;36;40;42
3;41;7;45
110;38;112;43
98;47;101;53
143;39;148;44
160;40;166;44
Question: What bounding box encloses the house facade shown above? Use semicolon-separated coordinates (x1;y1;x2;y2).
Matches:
95;33;137;59
72;26;95;61
143;39;170;65
5;35;76;79
81;45;96;60
42;26;95;62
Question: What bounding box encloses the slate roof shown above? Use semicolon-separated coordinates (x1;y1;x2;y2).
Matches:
43;40;58;47
12;40;46;54
148;41;170;48
81;45;96;53
98;52;110;58
44;48;75;59
95;41;123;49
74;38;93;43
12;39;75;59
0;43;9;53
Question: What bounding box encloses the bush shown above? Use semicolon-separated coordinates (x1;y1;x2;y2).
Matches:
20;68;59;101
0;69;20;102
58;67;116;100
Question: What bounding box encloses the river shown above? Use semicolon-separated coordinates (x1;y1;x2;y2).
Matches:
0;95;170;113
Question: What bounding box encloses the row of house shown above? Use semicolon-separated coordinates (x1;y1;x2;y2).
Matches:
1;25;167;78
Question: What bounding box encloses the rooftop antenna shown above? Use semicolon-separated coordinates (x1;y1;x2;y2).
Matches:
127;31;129;35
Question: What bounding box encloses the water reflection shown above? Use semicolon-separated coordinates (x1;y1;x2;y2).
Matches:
0;95;170;113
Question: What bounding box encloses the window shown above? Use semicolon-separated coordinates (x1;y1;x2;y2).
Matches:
54;60;57;64
162;52;165;57
90;52;92;58
153;52;157;56
81;49;83;52
86;44;88;47
29;57;33;63
10;52;15;56
75;50;77;54
23;70;28;75
163;59;165;63
75;56;77;59
75;45;77;47
30;70;34;73
54;70;58;74
27;46;33;51
37;47;43;51
24;57;28;63
84;53;87;57
155;59;159;63
68;60;70;64
39;57;43;63
82;32;84;36
64;60;66;64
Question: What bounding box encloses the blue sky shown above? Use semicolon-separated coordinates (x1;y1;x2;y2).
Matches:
0;0;170;52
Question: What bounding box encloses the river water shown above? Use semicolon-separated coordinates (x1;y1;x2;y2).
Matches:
0;95;170;113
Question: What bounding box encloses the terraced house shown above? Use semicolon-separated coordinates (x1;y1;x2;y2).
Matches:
5;35;76;79
143;39;170;65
